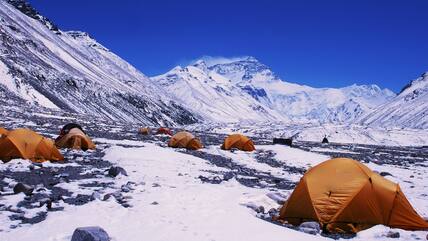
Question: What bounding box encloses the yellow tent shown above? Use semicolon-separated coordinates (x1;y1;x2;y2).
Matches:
0;127;8;137
138;127;151;135
168;131;202;150
221;134;255;151
0;128;64;163
277;158;428;233
55;127;95;151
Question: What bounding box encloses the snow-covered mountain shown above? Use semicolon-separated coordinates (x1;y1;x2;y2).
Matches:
360;72;428;129
0;0;198;125
154;56;395;123
153;60;287;123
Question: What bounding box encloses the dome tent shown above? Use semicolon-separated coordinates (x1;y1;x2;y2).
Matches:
0;128;64;163
168;131;202;150
277;158;428;233
0;127;8;137
55;124;95;151
221;134;255;151
138;127;151;135
156;127;173;136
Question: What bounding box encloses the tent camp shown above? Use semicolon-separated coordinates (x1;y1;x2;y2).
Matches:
0;127;8;137
156;127;173;136
55;124;95;151
0;128;64;163
168;131;202;150
221;134;255;151
138;127;151;135
277;158;428;233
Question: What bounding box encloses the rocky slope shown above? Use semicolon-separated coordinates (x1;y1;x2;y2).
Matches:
0;0;198;125
360;72;428;129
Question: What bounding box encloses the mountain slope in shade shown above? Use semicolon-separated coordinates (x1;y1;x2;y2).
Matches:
154;56;396;123
0;0;197;125
360;72;428;129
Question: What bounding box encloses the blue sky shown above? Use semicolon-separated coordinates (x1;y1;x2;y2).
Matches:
28;0;428;92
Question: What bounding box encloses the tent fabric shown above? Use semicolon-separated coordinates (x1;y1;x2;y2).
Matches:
55;128;95;151
168;131;202;150
278;158;428;233
0;127;8;137
156;127;173;136
60;123;84;135
0;128;64;163
221;134;255;151
138;127;150;135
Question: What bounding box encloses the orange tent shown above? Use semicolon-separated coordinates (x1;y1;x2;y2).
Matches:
277;158;428;233
0;128;64;163
168;131;202;150
138;127;151;135
0;127;8;137
156;127;173;136
55;127;95;151
221;134;255;151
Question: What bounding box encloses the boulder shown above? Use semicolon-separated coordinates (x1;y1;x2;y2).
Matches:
107;166;127;177
13;183;34;196
71;226;110;241
380;172;393;177
386;231;400;238
299;221;321;234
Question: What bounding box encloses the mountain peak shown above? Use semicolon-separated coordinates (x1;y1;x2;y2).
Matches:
5;0;60;34
399;71;428;95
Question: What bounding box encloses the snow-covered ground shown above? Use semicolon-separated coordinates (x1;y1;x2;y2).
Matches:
1;136;427;241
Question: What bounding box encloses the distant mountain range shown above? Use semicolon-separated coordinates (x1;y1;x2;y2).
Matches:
154;57;396;124
0;0;427;129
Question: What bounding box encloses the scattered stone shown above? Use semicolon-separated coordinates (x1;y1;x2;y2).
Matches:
268;208;279;217
223;172;235;181
255;206;265;214
107;166;127;177
298;221;321;235
386;231;400;238
39;198;52;209
71;226;110;241
299;227;318;235
13;183;34;196
380;172;393;177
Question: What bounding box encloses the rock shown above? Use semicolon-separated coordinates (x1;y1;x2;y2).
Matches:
380;172;393;177
299;221;321;234
255;206;265;214
268;208;279;217
151;201;159;205
299;227;318;235
386;231;400;238
13;183;34;196
223;172;235;181
107;166;127;177
71;226;110;241
39;198;52;209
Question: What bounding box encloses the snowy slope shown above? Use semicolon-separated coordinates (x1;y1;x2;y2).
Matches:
209;56;396;123
360;72;428;129
0;0;197;125
154;56;395;123
153;61;287;123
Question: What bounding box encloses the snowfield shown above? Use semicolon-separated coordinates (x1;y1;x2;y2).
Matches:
1;135;427;241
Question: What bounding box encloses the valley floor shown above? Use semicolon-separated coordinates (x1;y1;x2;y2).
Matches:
0;112;427;241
